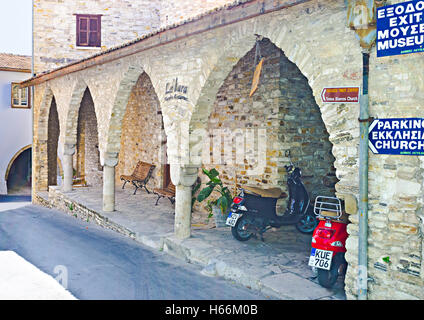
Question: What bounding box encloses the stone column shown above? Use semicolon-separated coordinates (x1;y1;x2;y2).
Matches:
103;153;118;212
63;144;75;192
171;165;199;239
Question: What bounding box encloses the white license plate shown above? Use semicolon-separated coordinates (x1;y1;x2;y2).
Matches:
308;248;333;270
226;213;241;227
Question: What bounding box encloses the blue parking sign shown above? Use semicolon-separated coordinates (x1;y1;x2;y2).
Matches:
368;118;424;155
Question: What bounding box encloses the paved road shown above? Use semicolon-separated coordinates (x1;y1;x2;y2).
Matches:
0;196;271;300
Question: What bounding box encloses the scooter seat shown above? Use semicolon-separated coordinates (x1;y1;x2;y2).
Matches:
244;186;285;198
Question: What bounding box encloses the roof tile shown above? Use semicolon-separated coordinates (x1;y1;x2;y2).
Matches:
0;53;31;71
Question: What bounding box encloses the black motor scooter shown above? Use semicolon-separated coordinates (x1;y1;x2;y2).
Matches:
226;163;318;241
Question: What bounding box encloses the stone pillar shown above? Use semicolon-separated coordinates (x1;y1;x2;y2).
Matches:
171;165;199;239
103;153;118;212
63;144;75;192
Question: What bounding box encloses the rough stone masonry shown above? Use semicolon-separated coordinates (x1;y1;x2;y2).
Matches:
26;0;424;300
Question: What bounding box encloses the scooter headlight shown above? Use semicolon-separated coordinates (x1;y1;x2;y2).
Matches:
330;241;343;247
311;237;316;243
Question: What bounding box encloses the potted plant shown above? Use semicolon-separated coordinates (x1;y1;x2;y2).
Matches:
196;168;233;228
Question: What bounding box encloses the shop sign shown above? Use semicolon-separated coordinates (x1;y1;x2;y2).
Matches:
321;87;360;103
165;77;188;101
368;118;424;155
377;0;424;57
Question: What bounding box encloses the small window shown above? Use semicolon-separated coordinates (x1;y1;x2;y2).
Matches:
11;82;30;108
76;14;101;47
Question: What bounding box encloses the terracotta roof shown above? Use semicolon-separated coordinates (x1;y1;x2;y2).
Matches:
0;53;31;71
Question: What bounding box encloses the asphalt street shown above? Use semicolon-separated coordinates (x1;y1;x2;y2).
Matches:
0;195;271;300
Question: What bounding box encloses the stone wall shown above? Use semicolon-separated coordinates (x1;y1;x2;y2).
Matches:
75;88;102;186
196;38;336;213
33;0;161;73
115;72;164;190
344;44;424;301
33;0;242;74
47;97;59;186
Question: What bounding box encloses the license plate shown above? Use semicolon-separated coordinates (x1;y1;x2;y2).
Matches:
226;213;241;227
308;248;333;270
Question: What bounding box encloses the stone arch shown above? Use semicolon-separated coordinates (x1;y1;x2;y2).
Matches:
34;85;61;191
188;19;360;190
193;33;336;206
64;79;92;146
5;145;32;195
37;86;55;142
104;64;162;158
191;27;322;133
74;87;102;186
47;96;60;187
115;71;165;189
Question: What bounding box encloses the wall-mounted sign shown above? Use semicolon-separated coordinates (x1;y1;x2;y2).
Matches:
369;118;424;155
165;77;188;102
321;87;360;103
377;1;424;57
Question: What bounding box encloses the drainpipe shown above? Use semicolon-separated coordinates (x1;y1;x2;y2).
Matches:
358;48;370;300
347;0;386;300
31;0;34;202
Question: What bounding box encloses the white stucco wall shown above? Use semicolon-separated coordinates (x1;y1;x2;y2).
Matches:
0;70;32;194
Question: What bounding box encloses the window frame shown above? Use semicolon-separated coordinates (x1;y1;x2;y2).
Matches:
11;82;30;109
75;14;102;48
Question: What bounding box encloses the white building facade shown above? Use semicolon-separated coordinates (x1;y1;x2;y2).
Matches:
0;54;32;194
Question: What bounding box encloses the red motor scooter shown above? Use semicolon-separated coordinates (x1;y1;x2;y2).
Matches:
308;196;349;288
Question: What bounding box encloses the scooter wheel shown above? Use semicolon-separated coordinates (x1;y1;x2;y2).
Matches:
231;215;254;241
317;252;345;288
295;211;318;234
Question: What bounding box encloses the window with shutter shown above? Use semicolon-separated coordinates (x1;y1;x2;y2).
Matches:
11;82;30;108
76;14;101;47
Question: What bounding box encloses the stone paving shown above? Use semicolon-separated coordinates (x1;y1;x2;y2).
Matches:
45;186;346;300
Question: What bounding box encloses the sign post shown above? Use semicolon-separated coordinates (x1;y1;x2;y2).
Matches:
368;118;424;155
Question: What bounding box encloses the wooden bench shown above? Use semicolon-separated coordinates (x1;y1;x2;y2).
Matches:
120;161;155;195
153;181;175;206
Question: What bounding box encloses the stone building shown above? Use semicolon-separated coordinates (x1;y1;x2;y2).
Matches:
24;0;424;300
33;0;236;74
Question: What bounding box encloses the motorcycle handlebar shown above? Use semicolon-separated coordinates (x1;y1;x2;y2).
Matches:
284;165;293;172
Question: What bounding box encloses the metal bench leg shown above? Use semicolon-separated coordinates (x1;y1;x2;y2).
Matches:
131;181;139;195
144;185;151;194
155;195;162;206
122;180;127;189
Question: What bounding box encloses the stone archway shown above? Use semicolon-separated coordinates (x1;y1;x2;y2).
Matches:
193;37;338;215
64;80;90;147
74;87;102;187
33;86;56;192
115;71;165;191
47;96;60;187
102;64;163;211
5;145;32;195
